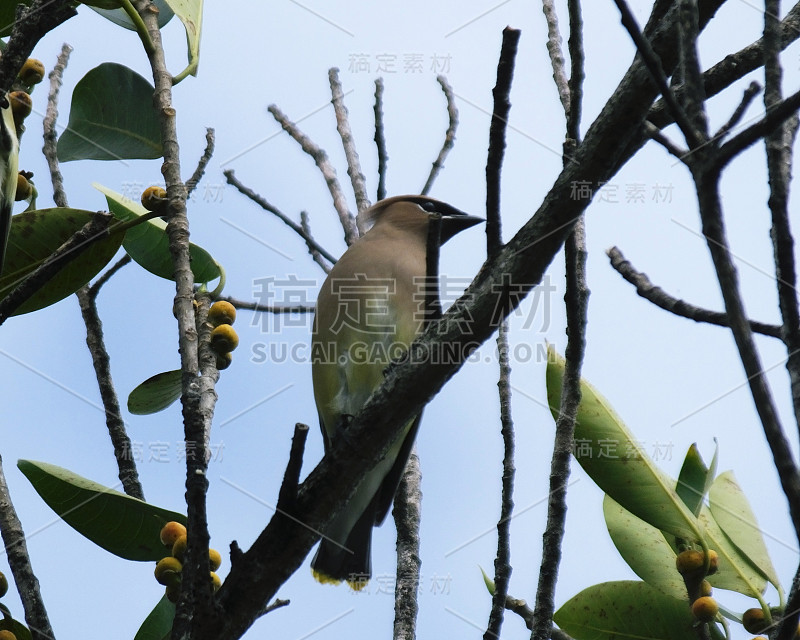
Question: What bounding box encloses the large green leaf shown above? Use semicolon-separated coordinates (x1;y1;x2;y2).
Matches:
554;581;696;640
18;460;186;561
0;208;124;315
95;183;221;283
134;596;175;640
546;346;702;542
676;442;717;516
603;496;686;600
85;0;174;29
128;369;183;415
709;471;780;590
699;504;766;597
164;0;203;82
57;63;162;161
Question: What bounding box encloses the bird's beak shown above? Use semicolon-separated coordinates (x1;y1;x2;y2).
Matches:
439;213;484;243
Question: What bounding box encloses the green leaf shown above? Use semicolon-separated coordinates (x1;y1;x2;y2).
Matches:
0;607;32;640
57;63;162;161
0;208;124;315
18;460;186;561
94;183;221;283
479;566;495;595
699;504;766;597
85;0;174;29
134;595;175;640
0;2;32;38
676;442;716;516
603;495;686;600
709;471;780;590
554;581;696;640
546;345;702;542
128;369;183;415
163;0;203;82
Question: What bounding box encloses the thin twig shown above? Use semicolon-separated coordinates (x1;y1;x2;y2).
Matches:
41;43;72;208
541;0;571;116
329;68;370;223
612;0;704;148
607;246;781;338
565;0;584;142
374;78;388;202
676;0;709;141
267;103;358;245
277;424;309;511
300;211;332;273
88;255;132;297
392;448;422;640
223;169;338;265
185;128;215;197
212;294;314;315
421;76;458;196
643;121;688;159
0;455;55;640
483;26;520;640
712;81;761;141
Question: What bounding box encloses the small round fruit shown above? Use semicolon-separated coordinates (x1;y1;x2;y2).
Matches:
699;580;712;597
208;300;236;327
210;324;239;355
676;549;704;576
19;59;45;85
742;608;768;634
154;556;183;587
0;570;8;597
210;571;221;591
141;186;167;213
9;91;32;124
209;548;222;572
172;534;187;562
0;630;17;640
692;596;719;622
165;582;180;603
215;352;232;371
160;521;187;547
15;174;31;201
707;549;719;575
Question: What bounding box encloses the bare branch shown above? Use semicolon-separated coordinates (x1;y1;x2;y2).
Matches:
268;103;358;245
607;246;780;338
300;211;332;273
185;128;215;197
541;0;571;116
223;169;338;266
0;456;55;640
373;78;388;202
421;76;458;196
712;81;761;141
392;448;422;640
566;0;585;141
329;68;370;223
41;43;72;209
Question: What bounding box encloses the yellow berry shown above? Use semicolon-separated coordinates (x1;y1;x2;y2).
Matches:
209;548;222;572
0;630;17;640
210;571;221;591
742;608;768;634
172;535;187;562
699;580;712;597
19;59;44;85
159;521;187;547
675;549;704;576
15;173;31;202
0;571;7;598
210;324;239;355
208;300;236;327
692;596;719;622
9;91;31;125
215;352;232;371
154;556;182;587
141;186;167;213
707;549;719;575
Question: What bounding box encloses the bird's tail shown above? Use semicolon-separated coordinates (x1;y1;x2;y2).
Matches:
311;505;374;590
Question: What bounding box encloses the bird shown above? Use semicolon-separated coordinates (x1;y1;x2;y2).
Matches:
310;194;483;589
0;93;19;275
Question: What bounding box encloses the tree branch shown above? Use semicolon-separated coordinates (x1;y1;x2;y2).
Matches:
373;78;388;202
421;76;458;196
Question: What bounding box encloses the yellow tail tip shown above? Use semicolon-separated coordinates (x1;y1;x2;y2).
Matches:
311;568;369;591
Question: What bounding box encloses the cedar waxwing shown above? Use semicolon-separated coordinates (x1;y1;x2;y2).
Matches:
0;94;18;274
310;195;483;588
